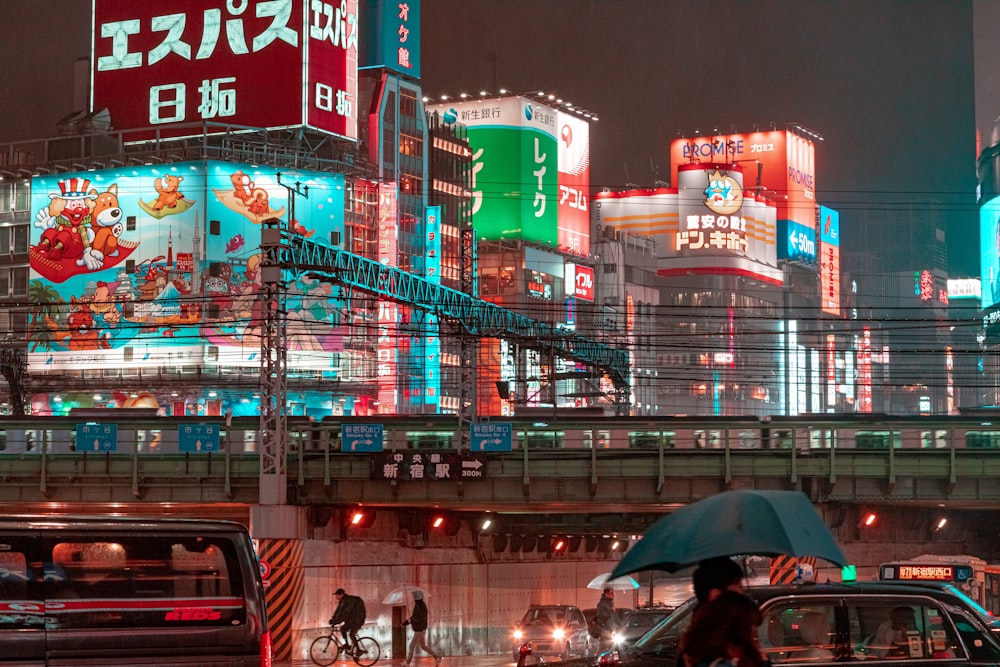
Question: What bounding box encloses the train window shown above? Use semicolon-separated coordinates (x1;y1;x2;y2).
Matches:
520;431;561;449
629;431;676;449
855;430;902;449
406;431;453;449
136;429;163;452
919;430;950;449
966;431;1000;449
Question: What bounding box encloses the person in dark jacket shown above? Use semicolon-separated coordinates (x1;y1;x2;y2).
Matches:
403;590;441;666
595;587;616;647
330;588;367;650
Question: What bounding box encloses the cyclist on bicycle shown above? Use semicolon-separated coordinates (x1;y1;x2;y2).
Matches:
330;588;367;650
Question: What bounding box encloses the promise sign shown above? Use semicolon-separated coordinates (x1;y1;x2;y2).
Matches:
91;0;359;140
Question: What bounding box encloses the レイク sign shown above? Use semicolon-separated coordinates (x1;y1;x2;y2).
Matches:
92;0;359;140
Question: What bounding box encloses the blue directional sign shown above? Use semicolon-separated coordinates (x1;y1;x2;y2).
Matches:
76;423;118;452
343;424;384;452
470;422;513;452
179;423;221;453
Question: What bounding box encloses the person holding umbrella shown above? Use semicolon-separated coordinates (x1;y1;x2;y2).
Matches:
594;587;616;648
403;590;441;667
679;590;766;667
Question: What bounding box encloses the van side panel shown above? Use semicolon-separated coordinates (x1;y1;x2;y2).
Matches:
0;518;267;666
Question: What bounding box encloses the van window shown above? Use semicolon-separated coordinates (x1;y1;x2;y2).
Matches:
0;533;248;630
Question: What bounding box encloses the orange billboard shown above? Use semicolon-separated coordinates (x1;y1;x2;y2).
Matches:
670;130;816;228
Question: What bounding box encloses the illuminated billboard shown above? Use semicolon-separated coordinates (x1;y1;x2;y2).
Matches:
981;195;1000;309
91;0;359;140
28;161;345;372
819;205;841;316
360;0;420;78
428;97;590;253
670;131;816;230
593;175;781;285
556;111;591;254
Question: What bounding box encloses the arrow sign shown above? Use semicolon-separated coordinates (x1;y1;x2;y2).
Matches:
76;423;118;452
179;424;220;453
470;423;512;452
343;424;383;452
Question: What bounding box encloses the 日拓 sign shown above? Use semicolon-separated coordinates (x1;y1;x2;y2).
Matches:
470;422;512;452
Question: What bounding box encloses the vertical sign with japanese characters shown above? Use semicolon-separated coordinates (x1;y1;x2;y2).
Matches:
422;206;441;407
819;205;840;316
376;182;398;413
306;0;359;140
556;111;590;255
360;0;420;78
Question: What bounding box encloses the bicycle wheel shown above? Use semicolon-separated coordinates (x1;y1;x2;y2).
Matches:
309;635;338;667
352;635;381;667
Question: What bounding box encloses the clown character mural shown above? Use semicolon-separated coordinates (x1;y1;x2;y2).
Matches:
31;177;139;282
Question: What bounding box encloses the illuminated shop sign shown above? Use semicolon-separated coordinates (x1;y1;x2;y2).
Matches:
819;206;841;316
527;270;553;300
671;130;816;229
360;0;420;77
92;0;359;140
377;182;398;412
947;278;981;300
677;167;748;254
428;97;589;254
569;264;594;301
781;220;817;263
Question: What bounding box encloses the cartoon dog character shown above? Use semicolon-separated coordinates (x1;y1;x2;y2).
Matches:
66;297;111;350
152;175;184;210
231;170;254;204
33;177;104;270
87;184;124;260
246;188;270;216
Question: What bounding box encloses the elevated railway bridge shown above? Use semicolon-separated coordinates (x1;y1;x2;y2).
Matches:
5;412;1000;662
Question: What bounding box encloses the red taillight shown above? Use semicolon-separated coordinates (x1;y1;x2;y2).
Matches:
260;630;272;667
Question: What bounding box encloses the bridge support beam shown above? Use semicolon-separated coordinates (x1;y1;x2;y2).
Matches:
251;505;308;661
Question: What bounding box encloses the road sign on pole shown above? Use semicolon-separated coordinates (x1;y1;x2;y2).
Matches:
179;423;221;453
75;423;118;452
343;424;384;452
470;422;512;452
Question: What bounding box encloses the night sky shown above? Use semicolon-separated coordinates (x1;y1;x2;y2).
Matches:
0;0;980;275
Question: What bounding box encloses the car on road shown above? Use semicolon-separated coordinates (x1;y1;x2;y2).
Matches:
512;604;594;662
611;607;674;649
558;581;1000;667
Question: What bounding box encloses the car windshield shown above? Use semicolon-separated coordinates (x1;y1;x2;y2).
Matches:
522;607;563;625
628;597;697;654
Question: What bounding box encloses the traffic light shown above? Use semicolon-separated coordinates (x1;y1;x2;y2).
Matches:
429;513;460;537
345;506;376;530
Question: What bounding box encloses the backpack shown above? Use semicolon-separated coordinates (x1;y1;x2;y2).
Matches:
348;595;367;627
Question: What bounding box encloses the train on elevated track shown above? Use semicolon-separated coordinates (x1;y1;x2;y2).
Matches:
6;412;1000;454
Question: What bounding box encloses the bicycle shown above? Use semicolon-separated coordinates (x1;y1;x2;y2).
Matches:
309;623;381;667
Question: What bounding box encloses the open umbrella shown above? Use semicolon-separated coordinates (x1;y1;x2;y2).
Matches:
381;585;431;607
610;489;847;577
586;572;640;590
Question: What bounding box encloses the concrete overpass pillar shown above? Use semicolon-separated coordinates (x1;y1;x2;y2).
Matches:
251;505;308;661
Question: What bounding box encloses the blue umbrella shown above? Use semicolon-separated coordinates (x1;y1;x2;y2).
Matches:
610;489;847;577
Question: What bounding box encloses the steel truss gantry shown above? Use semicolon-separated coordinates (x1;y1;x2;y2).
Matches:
280;233;631;411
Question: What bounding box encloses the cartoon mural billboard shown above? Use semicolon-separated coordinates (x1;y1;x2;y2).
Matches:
28;161;345;374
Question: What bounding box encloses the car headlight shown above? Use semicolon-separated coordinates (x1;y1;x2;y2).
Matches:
513;629;523;640
552;628;565;640
612;632;625;645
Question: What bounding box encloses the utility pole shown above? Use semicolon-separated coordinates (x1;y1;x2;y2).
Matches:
258;175;308;505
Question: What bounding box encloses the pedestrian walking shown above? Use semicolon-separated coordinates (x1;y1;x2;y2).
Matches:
679;590;765;667
594;587;616;648
403;590;441;666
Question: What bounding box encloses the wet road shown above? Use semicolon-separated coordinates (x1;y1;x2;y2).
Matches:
275;654;514;667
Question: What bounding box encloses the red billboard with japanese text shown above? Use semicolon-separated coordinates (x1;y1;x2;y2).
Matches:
557;111;590;255
670;130;816;229
92;0;358;141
